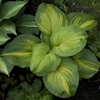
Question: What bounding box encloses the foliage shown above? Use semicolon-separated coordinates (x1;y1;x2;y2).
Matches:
0;0;39;75
8;78;53;100
0;0;100;99
87;28;100;59
68;0;100;22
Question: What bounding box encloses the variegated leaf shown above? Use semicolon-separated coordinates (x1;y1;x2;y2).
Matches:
30;43;61;76
0;19;17;35
2;34;40;68
35;3;68;35
72;48;100;79
66;12;97;31
0;1;27;21
43;57;79;98
16;14;39;34
50;25;88;57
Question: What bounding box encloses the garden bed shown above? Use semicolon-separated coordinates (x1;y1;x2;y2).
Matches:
0;0;100;100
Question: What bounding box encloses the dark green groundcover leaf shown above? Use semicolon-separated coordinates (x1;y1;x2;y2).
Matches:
0;1;27;21
72;48;100;79
16;14;39;34
8;78;53;100
2;34;40;68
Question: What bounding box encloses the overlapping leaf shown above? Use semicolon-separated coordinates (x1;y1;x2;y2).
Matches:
66;12;97;31
0;27;10;45
40;33;52;49
43;57;79;98
0;1;27;21
2;34;40;68
0;19;17;35
35;3;68;35
30;43;61;76
0;48;14;76
16;14;39;34
72;48;100;79
50;25;88;57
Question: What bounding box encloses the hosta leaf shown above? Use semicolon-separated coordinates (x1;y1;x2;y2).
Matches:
16;14;39;34
0;27;10;45
30;43;61;76
66;12;97;31
0;19;17;35
0;1;27;21
11;5;26;20
50;25;88;57
40;33;52;49
2;34;40;68
43;57;79;98
35;3;68;35
72;48;100;79
0;57;14;76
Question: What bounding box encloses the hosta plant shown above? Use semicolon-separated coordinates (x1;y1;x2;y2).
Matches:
0;0;39;75
1;2;100;99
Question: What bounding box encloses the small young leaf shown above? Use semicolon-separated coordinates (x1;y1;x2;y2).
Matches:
40;33;52;49
0;19;17;35
54;0;64;8
39;95;52;100
16;14;39;34
0;1;27;21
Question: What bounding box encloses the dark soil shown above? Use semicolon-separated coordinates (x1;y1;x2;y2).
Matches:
0;67;100;100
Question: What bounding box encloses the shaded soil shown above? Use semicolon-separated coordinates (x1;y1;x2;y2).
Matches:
0;67;100;100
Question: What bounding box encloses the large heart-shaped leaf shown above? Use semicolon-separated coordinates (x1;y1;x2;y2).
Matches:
35;3;68;35
0;19;17;35
50;25;88;57
66;12;97;31
0;1;27;21
72;48;100;79
43;57;79;98
2;34;40;68
0;27;10;45
16;14;39;34
30;43;61;76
